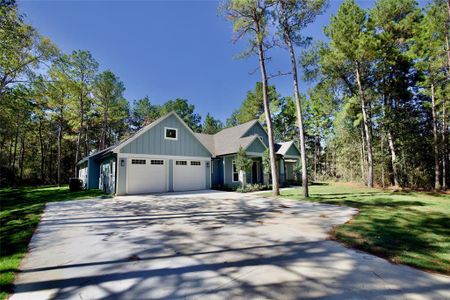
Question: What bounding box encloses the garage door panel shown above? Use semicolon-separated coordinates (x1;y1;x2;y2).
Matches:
173;160;205;192
127;158;167;194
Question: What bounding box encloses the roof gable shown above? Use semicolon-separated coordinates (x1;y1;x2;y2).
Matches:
245;136;267;153
241;121;268;146
276;141;301;157
115;112;212;157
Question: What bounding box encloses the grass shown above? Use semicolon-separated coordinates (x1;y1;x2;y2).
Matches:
0;186;105;300
276;182;450;275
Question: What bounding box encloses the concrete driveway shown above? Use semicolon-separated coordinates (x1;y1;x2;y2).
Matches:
12;190;450;299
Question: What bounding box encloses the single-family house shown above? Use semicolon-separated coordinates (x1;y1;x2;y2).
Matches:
77;111;301;195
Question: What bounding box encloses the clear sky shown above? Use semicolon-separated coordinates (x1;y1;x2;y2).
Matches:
18;0;396;122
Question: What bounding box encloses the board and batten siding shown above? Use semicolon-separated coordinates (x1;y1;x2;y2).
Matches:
117;157;127;195
246;138;266;154
285;144;301;157
242;123;269;147
223;155;236;186
119;114;211;157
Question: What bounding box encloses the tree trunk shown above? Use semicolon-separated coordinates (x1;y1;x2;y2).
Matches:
101;104;108;150
387;131;399;187
19;134;25;181
256;25;279;196
75;81;85;176
38;119;45;182
283;26;309;197
360;124;366;182
381;134;385;188
444;3;450;190
431;82;441;190
57;123;62;187
355;62;374;187
75;122;83;176
442;98;447;190
11;126;19;182
85;123;90;157
314;136;319;182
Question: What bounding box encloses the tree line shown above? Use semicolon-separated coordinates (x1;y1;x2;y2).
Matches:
222;0;449;194
0;1;225;186
1;0;449;193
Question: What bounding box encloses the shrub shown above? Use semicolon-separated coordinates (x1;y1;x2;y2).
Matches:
236;183;271;193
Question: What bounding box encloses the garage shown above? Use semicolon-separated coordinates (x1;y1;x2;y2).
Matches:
173;159;206;192
127;158;167;194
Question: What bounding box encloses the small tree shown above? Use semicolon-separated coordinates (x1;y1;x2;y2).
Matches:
262;149;271;184
235;146;253;188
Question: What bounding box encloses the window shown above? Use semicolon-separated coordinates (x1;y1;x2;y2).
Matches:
131;159;146;165
165;127;178;140
151;160;164;165
232;160;239;182
190;161;201;166
176;160;187;166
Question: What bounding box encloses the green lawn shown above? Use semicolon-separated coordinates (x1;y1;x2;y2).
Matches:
277;183;450;275
0;186;105;300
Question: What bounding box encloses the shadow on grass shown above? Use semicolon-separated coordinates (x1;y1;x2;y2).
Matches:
281;188;450;274
0;186;105;297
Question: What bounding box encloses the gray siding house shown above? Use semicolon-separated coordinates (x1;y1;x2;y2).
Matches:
77;111;301;195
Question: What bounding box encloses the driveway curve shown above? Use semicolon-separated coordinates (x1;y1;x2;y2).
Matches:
12;190;450;299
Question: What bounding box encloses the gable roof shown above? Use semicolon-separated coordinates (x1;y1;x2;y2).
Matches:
77;145;116;165
193;120;268;156
113;111;212;156
77;112;213;164
275;141;301;157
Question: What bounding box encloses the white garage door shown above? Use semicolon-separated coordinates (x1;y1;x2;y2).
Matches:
127;158;167;194
173;160;206;192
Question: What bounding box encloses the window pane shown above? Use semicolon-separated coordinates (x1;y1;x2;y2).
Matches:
165;128;177;139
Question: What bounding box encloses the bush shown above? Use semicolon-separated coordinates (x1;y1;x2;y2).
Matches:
236;183;271;193
69;178;83;191
212;184;238;191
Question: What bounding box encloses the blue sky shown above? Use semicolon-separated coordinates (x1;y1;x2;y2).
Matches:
19;0;390;122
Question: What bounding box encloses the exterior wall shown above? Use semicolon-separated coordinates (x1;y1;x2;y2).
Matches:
211;158;223;186
78;162;88;189
285;162;295;180
99;156;116;194
242;123;268;147
119;114;211;157
168;160;174;192
87;157;100;189
221;156;264;187
246;138;266;153
223;155;239;186
205;160;211;189
285;144;301;157
117;157;127;195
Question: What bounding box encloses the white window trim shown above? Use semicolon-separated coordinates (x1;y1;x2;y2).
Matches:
232;160;239;182
164;127;178;140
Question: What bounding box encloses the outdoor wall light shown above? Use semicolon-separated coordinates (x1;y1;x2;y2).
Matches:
120;159;125;167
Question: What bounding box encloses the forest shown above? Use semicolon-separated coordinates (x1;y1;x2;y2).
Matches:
1;0;449;191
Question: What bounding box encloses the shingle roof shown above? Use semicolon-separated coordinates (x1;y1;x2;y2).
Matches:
194;120;266;156
275;141;300;156
76;145;116;165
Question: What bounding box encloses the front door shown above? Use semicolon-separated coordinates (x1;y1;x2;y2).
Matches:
252;161;259;184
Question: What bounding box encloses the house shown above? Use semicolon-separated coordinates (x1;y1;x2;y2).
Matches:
77;111;301;195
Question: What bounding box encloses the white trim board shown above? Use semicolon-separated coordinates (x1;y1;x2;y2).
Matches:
164;127;178;140
117;153;211;161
